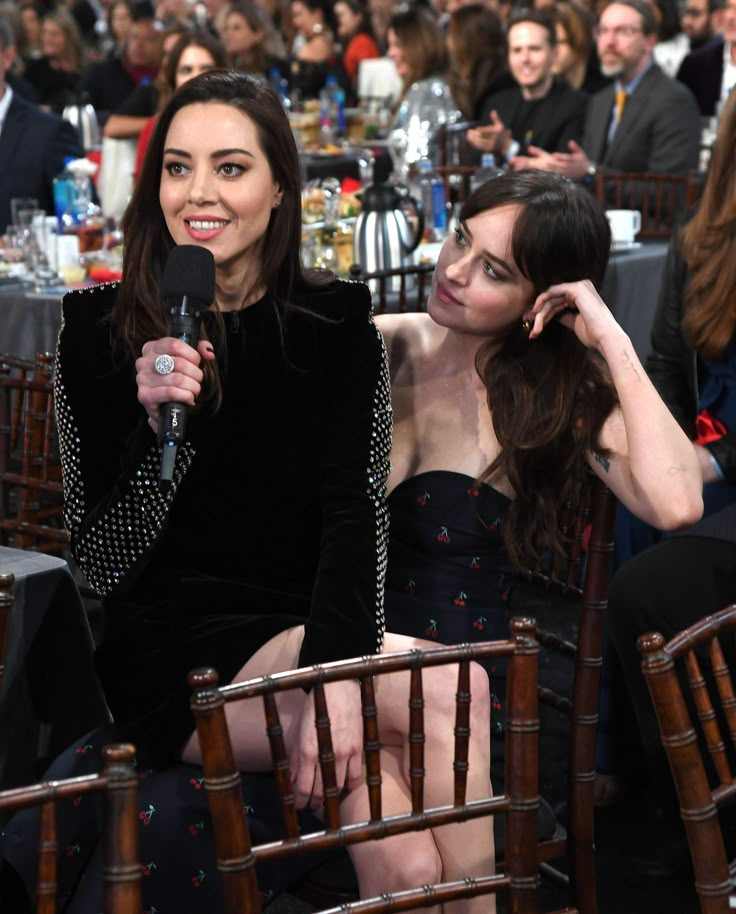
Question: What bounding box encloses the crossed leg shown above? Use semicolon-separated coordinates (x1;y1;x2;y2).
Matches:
182;628;495;914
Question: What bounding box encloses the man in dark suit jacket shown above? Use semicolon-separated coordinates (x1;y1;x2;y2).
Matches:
0;14;84;234
466;9;587;164
512;0;700;179
677;37;724;116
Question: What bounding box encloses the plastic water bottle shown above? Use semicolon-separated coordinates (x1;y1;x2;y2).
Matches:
470;153;504;193
53;157;103;250
319;76;345;144
268;66;291;110
53;157;87;233
417;159;447;242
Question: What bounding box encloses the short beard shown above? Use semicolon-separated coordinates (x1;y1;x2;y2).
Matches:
600;59;623;78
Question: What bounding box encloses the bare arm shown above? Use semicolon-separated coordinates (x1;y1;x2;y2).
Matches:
103;114;151;139
530;280;703;529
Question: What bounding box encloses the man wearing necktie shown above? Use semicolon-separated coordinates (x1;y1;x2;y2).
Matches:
510;0;700;181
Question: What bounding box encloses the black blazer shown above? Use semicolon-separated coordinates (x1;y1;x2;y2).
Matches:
0;91;84;233
677;37;724;117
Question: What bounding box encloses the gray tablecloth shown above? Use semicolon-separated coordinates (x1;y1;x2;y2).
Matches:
0;285;65;362
0;547;109;790
0;241;669;365
602;241;669;364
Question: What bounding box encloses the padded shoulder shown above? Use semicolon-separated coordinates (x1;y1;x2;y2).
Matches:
59;282;120;361
293;277;373;322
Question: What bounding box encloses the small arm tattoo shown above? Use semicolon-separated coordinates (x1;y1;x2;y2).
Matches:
620;349;642;382
667;464;689;476
593;452;610;473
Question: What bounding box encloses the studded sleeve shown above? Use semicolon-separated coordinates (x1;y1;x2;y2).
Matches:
297;281;392;666
54;285;195;595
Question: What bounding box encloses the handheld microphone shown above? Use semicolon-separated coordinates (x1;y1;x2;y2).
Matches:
158;244;216;490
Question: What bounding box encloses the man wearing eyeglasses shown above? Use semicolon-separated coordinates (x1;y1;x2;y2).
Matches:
677;0;734;116
510;0;700;181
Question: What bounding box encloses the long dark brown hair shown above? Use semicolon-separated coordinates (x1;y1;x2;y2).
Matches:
388;6;447;92
464;171;618;567
447;4;506;121
680;89;736;360
117;69;311;403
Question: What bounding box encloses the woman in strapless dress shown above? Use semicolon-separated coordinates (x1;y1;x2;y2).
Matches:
377;170;704;786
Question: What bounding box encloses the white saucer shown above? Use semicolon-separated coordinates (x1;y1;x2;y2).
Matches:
612;240;642;253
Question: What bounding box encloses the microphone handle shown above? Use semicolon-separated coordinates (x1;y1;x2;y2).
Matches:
159;299;204;488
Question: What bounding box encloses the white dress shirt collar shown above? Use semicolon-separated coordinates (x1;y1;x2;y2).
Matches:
0;84;14;135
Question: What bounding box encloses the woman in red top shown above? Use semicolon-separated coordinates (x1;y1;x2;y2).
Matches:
334;0;379;87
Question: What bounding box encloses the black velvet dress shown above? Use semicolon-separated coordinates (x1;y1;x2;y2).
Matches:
56;278;392;763
0;276;392;913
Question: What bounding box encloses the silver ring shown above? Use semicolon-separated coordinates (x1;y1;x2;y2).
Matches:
154;354;175;376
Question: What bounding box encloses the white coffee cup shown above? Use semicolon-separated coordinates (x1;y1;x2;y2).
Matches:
607;209;641;245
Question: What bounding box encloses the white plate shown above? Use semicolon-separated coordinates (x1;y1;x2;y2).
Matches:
612;240;642;253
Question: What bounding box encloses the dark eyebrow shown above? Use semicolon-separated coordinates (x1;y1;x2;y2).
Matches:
162;147;255;160
461;220;514;275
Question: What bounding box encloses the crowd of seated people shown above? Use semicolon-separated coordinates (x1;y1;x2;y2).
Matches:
2;0;736;908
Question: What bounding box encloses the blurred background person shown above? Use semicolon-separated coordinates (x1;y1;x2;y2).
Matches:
223;1;285;74
203;0;231;36
16;1;44;65
676;0;732;117
679;0;723;52
333;0;379;91
387;5;460;179
447;3;512;121
135;28;226;175
467;9;587;164
155;0;195;28
367;0;391;51
552;0;610;93
289;0;338;97
104;23;191;138
102;0;136;57
77;10;163;126
24;8;86;112
651;0;691;75
0;11;84;233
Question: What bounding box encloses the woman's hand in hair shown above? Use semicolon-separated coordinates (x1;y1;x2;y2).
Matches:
136;337;216;434
528;279;626;351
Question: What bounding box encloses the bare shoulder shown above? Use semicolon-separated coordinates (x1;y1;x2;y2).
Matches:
374;312;438;378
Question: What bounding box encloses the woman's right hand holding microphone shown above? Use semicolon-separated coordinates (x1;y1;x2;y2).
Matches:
136;337;215;435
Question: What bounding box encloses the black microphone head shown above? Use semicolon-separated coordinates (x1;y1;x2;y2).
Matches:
161;245;216;310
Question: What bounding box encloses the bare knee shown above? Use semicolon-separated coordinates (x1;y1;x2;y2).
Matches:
351;835;442;894
422;660;491;735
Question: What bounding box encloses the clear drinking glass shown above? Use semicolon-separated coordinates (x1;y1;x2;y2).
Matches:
11;197;38;231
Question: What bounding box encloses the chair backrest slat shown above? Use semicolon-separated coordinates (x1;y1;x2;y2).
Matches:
685;648;733;784
262;690;300;836
593;170;703;238
408;664;425;815
452;660;470;807
313;681;342;829
360;675;382;821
